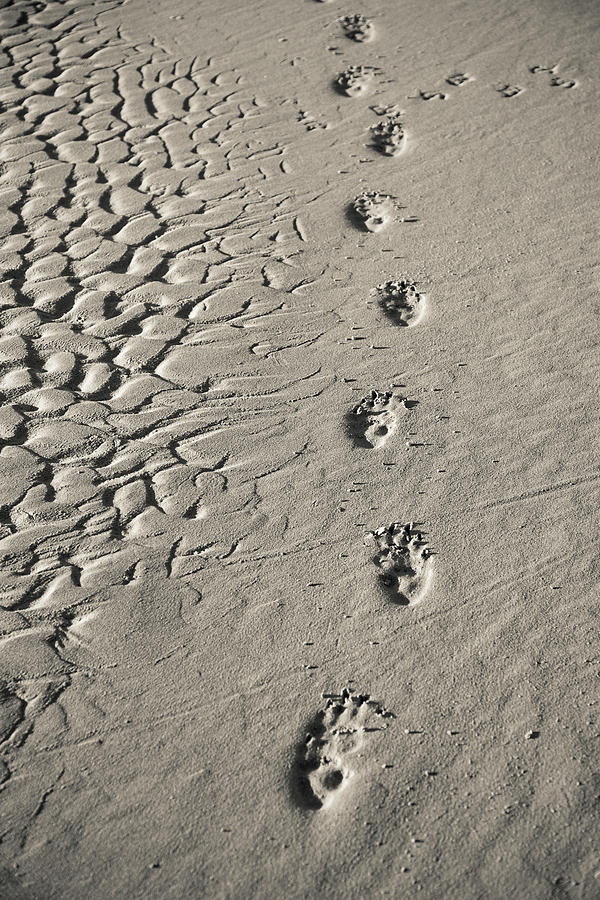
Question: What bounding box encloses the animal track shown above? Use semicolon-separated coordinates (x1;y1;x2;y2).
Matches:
530;64;558;74
374;279;424;326
370;103;403;117
340;15;374;42
335;65;373;97
529;65;576;89
369;115;406;156
446;73;471;86
352;191;394;232
549;76;576;88
293;689;393;809
366;522;432;605
417;90;447;101
347;390;408;449
497;84;523;98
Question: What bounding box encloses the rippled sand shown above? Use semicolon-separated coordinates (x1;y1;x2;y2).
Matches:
0;0;598;896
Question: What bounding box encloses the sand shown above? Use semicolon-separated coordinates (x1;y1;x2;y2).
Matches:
0;0;598;897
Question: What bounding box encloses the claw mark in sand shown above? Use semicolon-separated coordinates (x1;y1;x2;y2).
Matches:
347;390;410;449
374;279;425;326
293;689;393;809
340;15;374;42
366;522;432;605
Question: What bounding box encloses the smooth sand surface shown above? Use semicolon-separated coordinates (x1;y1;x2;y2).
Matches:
0;0;599;897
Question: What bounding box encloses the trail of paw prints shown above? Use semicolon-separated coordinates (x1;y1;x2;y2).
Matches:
346;389;414;449
410;72;473;100
292;688;393;809
409;62;578;102
365;522;433;606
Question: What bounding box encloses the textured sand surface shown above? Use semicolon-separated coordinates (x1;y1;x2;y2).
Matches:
0;0;598;897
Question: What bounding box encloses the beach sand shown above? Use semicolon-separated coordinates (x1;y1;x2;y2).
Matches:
0;0;598;896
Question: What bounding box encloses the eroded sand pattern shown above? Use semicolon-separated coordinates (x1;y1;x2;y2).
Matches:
0;0;598;896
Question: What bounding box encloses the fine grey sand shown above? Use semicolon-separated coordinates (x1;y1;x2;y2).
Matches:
0;0;599;897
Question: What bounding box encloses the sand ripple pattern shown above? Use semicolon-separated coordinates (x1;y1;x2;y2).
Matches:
0;0;316;768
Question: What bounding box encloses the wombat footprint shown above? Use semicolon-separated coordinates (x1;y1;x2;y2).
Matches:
365;521;432;605
335;65;373;97
293;689;393;809
374;279;425;326
352;191;395;232
340;14;374;42
347;390;409;448
369;115;406;156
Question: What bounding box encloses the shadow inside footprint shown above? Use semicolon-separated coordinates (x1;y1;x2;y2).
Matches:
369;115;406;156
348;191;394;233
345;202;369;231
291;706;344;810
345;409;378;448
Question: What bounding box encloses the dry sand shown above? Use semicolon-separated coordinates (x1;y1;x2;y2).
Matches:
0;0;599;897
